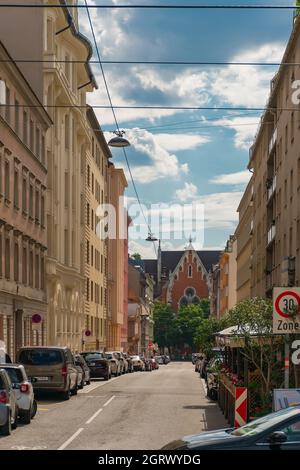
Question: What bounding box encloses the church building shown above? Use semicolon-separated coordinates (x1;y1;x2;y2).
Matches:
143;241;221;312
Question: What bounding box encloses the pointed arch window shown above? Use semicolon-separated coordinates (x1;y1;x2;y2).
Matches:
188;265;192;278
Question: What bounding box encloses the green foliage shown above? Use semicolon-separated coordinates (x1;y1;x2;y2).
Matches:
131;253;141;261
153;302;176;348
194;315;230;356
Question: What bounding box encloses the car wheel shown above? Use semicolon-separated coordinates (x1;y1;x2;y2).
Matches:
1;411;12;436
71;382;78;396
86;380;91;385
62;387;70;400
31;399;37;419
12;409;18;430
79;378;84;389
22;409;31;425
105;373;110;381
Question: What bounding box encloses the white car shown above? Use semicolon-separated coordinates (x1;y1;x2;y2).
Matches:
130;355;145;371
1;364;37;424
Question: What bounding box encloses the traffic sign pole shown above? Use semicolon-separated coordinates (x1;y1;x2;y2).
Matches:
284;335;290;389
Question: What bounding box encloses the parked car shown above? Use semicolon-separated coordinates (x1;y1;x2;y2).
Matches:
123;353;134;373
162;406;300;450
113;352;128;374
73;354;84;389
163;355;170;364
74;354;90;386
80;352;111;380
17;346;78;400
0;368;18;435
1;364;37;424
194;355;206;376
130;355;145;371
104;352;121;377
155;356;164;365
150;357;159;370
141;357;152;371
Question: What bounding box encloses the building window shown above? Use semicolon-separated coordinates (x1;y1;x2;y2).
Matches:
65;114;70;149
41;194;45;227
101;286;103;305
86;203;90;226
29;250;34;286
29;183;33;218
188;265;192;278
65;53;71;84
40;256;44;290
64;229;69;265
23;110;28;145
41;135;45;165
86;278;89;302
91;245;93;266
101;254;103;273
5;237;10;279
35;127;40;158
46;17;54;52
22;177;27;213
64;172;69;207
22;246;27;284
92;173;94;194
14;242;19;282
0;234;2;277
30;120;34;151
14;169;19;209
35;253;39;288
4;160;10;202
86;240;90;264
87;165;90;187
5;85;10;123
15;99;19;135
35;189;40;222
91;209;94;231
91;281;93;302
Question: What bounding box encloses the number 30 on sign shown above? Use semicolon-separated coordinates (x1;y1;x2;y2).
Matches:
273;287;300;333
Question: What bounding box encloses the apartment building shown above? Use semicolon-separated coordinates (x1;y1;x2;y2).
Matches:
219;236;237;316
235;179;253;302
0;41;51;359
248;14;300;297
83;107;109;351
106;164;128;351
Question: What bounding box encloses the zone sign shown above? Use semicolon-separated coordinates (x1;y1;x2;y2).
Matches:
273;287;300;333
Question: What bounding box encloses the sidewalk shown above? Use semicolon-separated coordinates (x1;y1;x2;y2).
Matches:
198;376;228;432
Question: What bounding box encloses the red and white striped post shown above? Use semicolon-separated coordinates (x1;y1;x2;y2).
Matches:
234;387;247;428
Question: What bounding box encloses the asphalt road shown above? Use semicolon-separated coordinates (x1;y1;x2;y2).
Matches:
0;362;227;450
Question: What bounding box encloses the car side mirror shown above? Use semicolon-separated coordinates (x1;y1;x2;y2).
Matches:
267;431;287;445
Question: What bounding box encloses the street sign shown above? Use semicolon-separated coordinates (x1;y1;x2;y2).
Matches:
32;314;42;324
85;330;92;337
273;287;300;333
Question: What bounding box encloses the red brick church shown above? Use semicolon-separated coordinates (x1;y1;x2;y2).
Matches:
143;240;220;312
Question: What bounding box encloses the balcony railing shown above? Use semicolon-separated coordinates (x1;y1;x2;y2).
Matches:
267;223;276;245
268;127;277;155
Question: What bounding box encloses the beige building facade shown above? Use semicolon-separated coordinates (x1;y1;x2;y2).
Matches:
82;107;109;351
248;16;300;297
0;41;51;360
43;1;97;351
235;180;253;302
219;236;237;316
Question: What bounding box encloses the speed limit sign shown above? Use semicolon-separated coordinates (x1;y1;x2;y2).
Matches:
273;287;300;333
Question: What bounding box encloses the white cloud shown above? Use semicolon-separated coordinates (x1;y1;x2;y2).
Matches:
210;170;251;185
198;191;242;230
175;183;199;202
105;128;190;184
211;115;260;149
154;133;210;152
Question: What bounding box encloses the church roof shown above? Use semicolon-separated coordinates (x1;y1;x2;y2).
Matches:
143;250;221;282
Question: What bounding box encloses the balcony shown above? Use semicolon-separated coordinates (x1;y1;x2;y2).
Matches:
266;175;276;202
268;127;277;156
267;223;276;246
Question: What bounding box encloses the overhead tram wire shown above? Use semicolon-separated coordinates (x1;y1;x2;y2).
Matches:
0;58;297;67
0;4;297;10
83;0;157;256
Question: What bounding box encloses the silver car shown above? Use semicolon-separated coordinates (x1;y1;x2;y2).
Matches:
0;368;18;435
1;364;37;424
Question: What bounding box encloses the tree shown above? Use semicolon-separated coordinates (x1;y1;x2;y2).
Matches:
153;302;175;348
176;304;207;350
227;297;281;402
194;315;230;356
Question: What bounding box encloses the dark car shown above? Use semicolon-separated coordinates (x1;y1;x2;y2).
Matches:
80;352;111;381
74;354;90;386
17;347;78;400
123;353;134;373
163;355;170;364
162;406;300;450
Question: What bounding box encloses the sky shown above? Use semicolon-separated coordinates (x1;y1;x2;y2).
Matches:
78;0;295;258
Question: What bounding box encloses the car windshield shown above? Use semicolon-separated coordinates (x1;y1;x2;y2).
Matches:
19;349;63;366
84;353;103;361
231;407;300;437
1;368;23;384
131;356;139;360
105;354;113;359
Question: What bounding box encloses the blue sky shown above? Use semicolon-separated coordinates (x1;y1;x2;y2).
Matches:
79;0;295;257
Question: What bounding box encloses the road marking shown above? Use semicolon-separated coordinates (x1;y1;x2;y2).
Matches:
85;407;103;424
78;376;119;394
11;445;47;450
37;407;49;411
58;428;84;450
103;395;115;407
